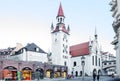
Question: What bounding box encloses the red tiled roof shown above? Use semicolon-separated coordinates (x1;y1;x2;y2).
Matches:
70;42;90;57
57;3;64;17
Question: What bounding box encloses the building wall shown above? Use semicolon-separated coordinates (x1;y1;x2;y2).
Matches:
110;0;120;77
0;60;67;80
26;51;48;63
51;32;63;65
51;31;71;74
8;51;48;63
117;0;120;14
70;36;102;76
71;53;102;76
116;29;120;76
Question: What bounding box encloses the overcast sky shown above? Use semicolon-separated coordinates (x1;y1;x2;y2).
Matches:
0;0;115;55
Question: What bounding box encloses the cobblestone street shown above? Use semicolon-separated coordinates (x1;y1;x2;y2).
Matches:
31;76;113;81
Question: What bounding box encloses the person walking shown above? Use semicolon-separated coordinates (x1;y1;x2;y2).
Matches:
93;72;96;81
97;74;100;81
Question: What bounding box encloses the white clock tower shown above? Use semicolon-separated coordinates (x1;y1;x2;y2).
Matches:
51;3;71;74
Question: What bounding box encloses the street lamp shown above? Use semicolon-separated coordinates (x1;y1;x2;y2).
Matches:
72;68;74;76
81;56;85;81
0;61;3;80
17;63;21;81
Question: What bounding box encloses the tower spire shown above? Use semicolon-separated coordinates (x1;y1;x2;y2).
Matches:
57;3;64;17
51;3;69;35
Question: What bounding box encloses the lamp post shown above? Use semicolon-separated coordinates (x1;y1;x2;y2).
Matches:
72;68;74;76
17;63;21;81
44;63;46;78
81;56;85;81
32;64;36;80
0;61;3;80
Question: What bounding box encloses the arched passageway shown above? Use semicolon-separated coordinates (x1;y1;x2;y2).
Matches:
80;71;82;76
35;68;44;79
75;71;78;77
3;66;17;80
46;69;54;78
93;69;97;74
98;69;102;75
61;71;67;78
22;67;32;80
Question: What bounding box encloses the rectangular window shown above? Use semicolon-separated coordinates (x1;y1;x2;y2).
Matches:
99;58;100;66
92;56;94;65
109;62;111;65
104;63;107;65
64;61;67;66
73;62;76;67
96;56;97;66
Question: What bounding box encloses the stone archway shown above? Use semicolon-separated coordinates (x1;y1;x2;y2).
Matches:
93;68;97;75
98;69;102;75
46;69;54;78
75;71;78;77
35;68;44;79
61;70;67;78
22;67;32;80
3;66;17;80
80;71;82;76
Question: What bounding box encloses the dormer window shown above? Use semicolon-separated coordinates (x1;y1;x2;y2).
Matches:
23;48;26;52
35;48;39;52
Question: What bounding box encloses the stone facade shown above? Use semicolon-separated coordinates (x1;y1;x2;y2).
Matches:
0;43;68;80
110;0;120;77
0;60;67;80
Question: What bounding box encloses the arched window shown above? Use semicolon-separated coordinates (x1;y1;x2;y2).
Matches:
75;71;78;77
23;48;26;52
36;48;39;52
64;61;67;66
58;18;59;22
60;18;62;23
73;61;77;67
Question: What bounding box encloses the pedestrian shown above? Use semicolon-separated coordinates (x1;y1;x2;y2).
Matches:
97;74;100;81
93;72;96;81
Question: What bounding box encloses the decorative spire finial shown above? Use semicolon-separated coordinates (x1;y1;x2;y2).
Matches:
95;27;97;39
51;22;54;31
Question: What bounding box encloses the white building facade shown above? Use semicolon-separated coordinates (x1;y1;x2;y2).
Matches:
101;52;116;75
110;0;120;77
70;34;102;76
51;4;71;74
8;43;48;63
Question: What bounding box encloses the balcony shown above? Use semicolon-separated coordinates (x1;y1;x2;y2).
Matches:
112;8;118;17
102;60;116;69
111;35;118;45
112;19;120;33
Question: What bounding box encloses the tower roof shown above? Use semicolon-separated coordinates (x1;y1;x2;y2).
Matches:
57;3;64;17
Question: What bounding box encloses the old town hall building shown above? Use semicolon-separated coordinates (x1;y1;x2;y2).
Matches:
0;3;116;80
50;3;71;74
